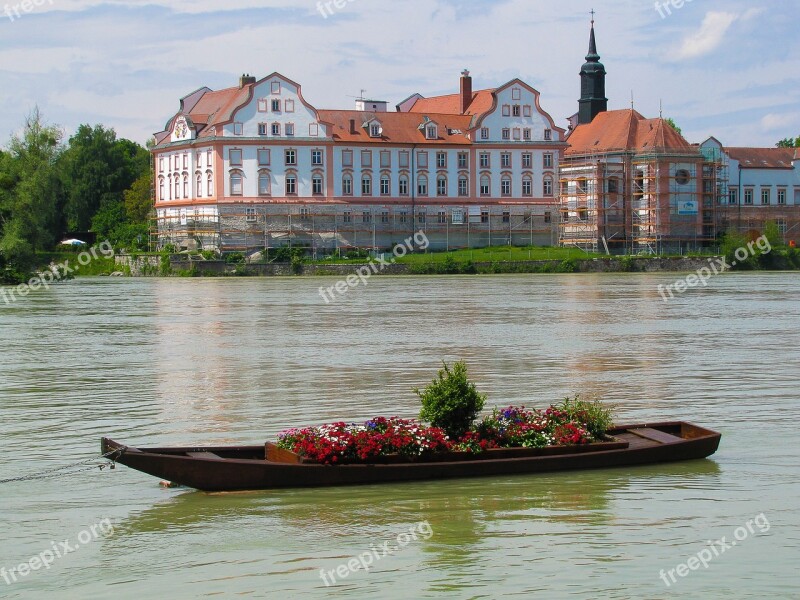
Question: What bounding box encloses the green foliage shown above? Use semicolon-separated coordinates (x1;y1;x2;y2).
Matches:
225;252;245;264
290;254;305;274
556;258;578;273
776;137;800;148
556;396;614;440
123;172;153;224
416;361;486;439
665;118;682;136
619;256;636;272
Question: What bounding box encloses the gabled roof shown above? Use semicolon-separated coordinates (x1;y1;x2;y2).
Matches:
726;147;795;169
317;110;472;144
565;109;693;155
405;89;495;116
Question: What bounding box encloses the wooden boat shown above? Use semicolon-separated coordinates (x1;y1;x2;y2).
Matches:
101;421;721;492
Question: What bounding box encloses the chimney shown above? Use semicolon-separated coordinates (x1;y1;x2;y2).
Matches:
349;119;357;134
239;73;256;88
460;69;472;114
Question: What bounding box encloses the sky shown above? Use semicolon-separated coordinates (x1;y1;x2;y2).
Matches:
0;0;798;148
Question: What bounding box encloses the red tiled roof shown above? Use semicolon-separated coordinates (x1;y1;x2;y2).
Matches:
726;147;795;169
318;110;473;144
406;89;495;116
566;109;693;155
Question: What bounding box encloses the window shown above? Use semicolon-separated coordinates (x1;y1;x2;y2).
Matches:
343;211;352;224
543;153;553;169
729;188;738;204
258;99;268;112
417;152;428;169
312;175;323;195
207;149;212;167
502;128;510;140
342;175;353;195
370;123;381;138
418;212;426;224
380;175;390;196
183;154;188;169
437;176;447;196
544;211;552;224
480;175;490;196
258;123;268;136
285;175;297;195
523;128;531;141
285;149;296;166
361;151;372;168
438;211;447;224
501;176;511;196
246;207;256;223
523;105;532;117
399;211;408;224
778;189;787;205
513;128;521;141
230;172;243;196
522;176;532;197
271;98;281;112
362;211;371;224
481;128;489;140
159;157;164;172
501;153;511;168
522;153;532;168
458;176;468;197
312;149;323;166
418;175;428;196
436;152;447;168
258;172;271;196
159;178;165;200
502;211;510;223
233;122;243;136
481;210;489;224
744;189;754;205
171;175;176;200
544;177;553;197
675;169;691;185
362;176;372;196
258;149;271;166
577;178;588;194
399;176;409;196
502;105;511;117
272;123;281;136
399;151;409;168
300;207;310;221
309;123;319;137
608;177;618;194
512;105;521;117
196;174;202;198
512;88;521;100
458;153;468;169
762;188;771;205
285;123;295;136
561;180;569;195
426;124;437;140
544;129;552;141
381;211;389;224
271;81;281;95
230;149;242;166
380;151;391;168
284;99;295;113
183;174;189;198
342;150;353;167
207;173;213;197
480;153;490;168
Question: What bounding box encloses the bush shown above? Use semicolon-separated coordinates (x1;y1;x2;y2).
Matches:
416;361;486;439
225;252;245;264
556;395;614;440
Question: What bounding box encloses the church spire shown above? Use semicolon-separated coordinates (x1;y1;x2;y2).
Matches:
578;11;608;125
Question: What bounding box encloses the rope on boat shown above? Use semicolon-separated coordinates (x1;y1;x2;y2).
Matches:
0;449;124;484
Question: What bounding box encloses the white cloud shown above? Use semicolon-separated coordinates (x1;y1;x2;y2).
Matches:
675;11;738;60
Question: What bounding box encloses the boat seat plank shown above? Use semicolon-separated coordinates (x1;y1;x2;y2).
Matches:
186;451;223;459
628;428;683;444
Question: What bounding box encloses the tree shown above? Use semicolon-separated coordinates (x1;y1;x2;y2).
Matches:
123;172;153;224
665;118;682;135
776;137;800;148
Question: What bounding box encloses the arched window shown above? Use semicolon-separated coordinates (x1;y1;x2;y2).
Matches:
196;173;203;198
480;175;490;196
522;175;533;197
501;175;512;197
543;176;554;197
312;174;323;195
159;177;165;201
380;175;390;196
417;175;428;196
258;171;271;196
437;175;447;197
207;173;213;197
183;174;189;198
399;175;409;196
167;175;172;200
230;171;243;196
174;177;180;200
342;174;353;195
361;175;372;196
458;176;468;197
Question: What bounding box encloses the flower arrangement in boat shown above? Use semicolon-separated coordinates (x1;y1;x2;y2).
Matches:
276;362;614;465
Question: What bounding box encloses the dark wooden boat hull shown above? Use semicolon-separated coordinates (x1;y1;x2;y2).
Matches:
101;422;721;492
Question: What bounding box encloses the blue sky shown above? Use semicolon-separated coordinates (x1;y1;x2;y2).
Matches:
0;0;797;147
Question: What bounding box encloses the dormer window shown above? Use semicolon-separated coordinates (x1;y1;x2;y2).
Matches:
426;124;438;140
370;123;381;138
544;129;552;141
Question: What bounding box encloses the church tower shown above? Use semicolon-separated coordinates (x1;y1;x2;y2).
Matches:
578;15;608;125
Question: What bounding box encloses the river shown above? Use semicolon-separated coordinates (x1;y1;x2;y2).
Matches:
1;274;798;599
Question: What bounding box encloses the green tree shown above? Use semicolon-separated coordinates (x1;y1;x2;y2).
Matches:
123;172;153;223
665;118;682;135
776;137;800;148
416;361;486;439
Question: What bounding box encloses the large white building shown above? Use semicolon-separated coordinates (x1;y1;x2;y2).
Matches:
152;71;565;253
